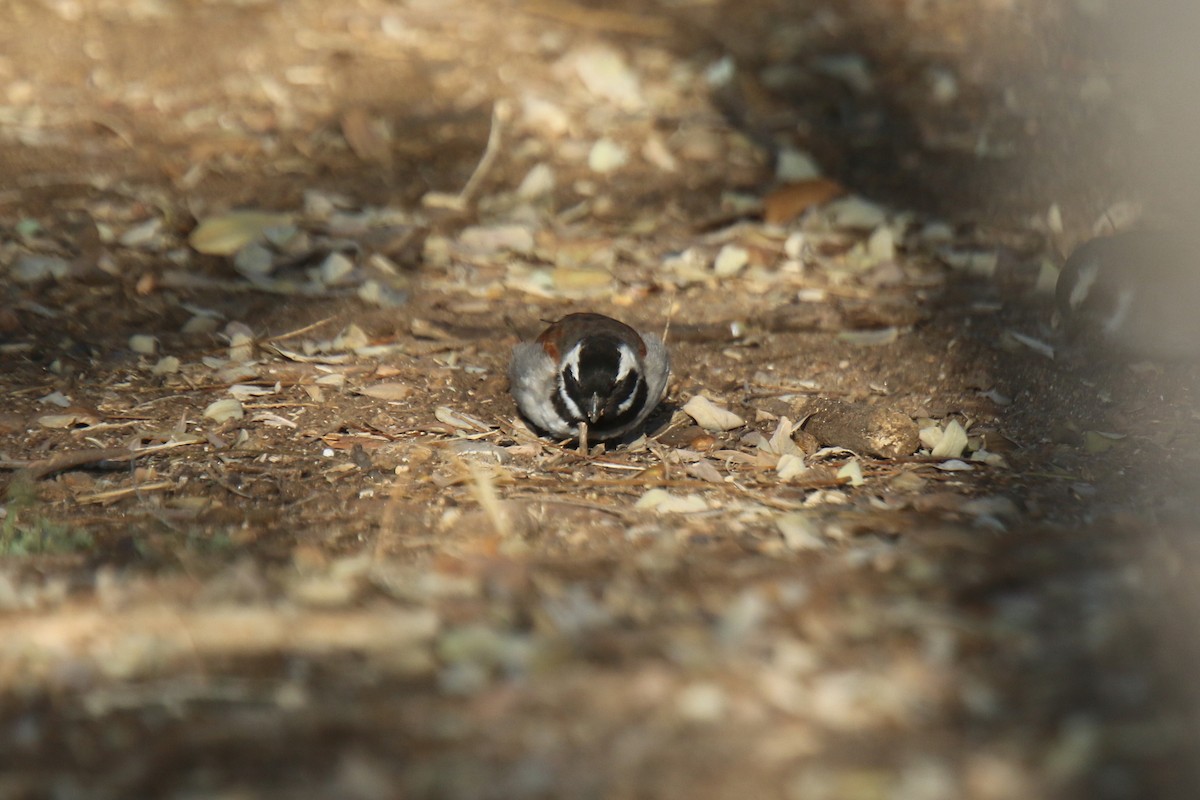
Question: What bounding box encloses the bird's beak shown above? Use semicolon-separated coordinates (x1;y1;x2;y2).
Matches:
586;394;604;424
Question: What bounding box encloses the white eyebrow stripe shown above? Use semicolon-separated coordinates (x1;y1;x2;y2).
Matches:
1103;288;1135;334
563;343;583;382
1068;262;1098;309
556;382;583;419
615;343;638;382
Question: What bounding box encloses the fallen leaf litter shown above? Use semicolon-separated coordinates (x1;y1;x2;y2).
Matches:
0;0;1194;797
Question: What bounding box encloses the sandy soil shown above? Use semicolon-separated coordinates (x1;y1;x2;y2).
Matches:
1;1;1199;798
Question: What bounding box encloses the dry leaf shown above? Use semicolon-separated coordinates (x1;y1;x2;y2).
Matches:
341;107;393;166
635;489;708;513
228;384;275;402
331;324;370;351
1083;430;1125;454
836;459;865;486
38;414;85;429
776;453;809;481
685;460;725;483
931;419;968;459
435;406;491;432
776;512;825;550
152;356;181;375
358;382;413;401
763;178;845;225
203;398;245;422
762;417;803;457
682;396;745;432
551;266;613;291
190;211;294;256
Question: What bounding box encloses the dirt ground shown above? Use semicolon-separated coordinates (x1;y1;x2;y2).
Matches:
2;0;1200;798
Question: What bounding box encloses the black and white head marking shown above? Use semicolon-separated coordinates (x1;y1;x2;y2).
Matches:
508;312;671;445
553;335;646;432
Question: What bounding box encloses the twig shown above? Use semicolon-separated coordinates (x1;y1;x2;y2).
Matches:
266;315;340;344
1;439;202;481
422;100;509;212
76;481;176;506
510;495;633;520
462;458;512;537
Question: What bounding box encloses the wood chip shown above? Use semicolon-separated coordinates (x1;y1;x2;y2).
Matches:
763;178;845;225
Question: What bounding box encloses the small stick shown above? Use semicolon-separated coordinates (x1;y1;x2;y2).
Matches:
1;439;202;481
662;287;677;345
76;481;176;506
422;100;509;212
267;315;339;344
578;421;589;457
458;100;508;206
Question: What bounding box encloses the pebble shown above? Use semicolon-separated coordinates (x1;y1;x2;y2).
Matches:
12;254;70;283
568;45;644;110
118;217;164;249
128;334;157;355
233;243;276;278
319;251;356;286
516;163;555;199
587;138;629;173
713;244;750;277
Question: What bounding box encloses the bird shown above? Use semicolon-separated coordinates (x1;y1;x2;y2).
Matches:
509;312;670;450
1056;230;1200;360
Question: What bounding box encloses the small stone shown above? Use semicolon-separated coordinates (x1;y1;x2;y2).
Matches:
713;244;750;277
927;67;959;104
587;138;629;173
128;334;158;355
319;251;356;286
12;254;70;284
458;224;535;256
814;53;875;94
233;243;276;278
119;217;164;249
151;356;181;375
38;391;71;408
568;45;644;110
519;94;570;138
516;163;556;199
775;148;822;182
824;196;888;229
677;682;728;722
866;226;895;261
182;315;220;335
642;136;678;172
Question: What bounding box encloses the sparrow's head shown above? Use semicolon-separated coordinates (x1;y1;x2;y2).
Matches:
1056;239;1129;343
556;334;647;429
1054;231;1200;360
511;311;669;444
